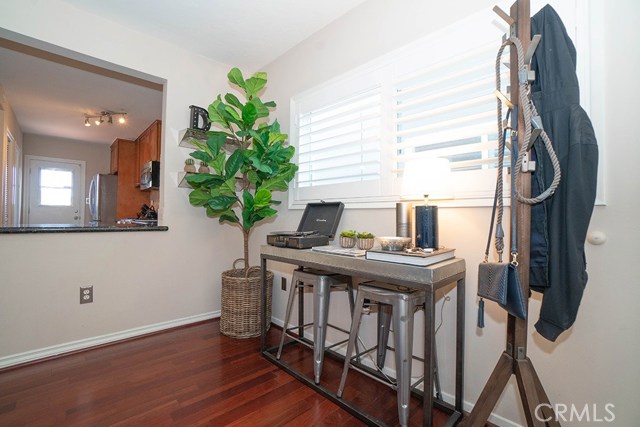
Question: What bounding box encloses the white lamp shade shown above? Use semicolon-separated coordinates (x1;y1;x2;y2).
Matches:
402;157;452;200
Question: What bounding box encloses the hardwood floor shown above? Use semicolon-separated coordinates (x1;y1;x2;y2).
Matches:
0;320;452;426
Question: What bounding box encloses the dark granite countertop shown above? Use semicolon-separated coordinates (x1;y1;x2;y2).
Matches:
0;223;169;234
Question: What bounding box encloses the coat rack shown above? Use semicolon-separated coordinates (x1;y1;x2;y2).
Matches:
461;1;561;426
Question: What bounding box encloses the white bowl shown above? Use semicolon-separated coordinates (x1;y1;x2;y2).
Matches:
377;236;412;251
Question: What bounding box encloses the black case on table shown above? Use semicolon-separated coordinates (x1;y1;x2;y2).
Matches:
267;202;345;249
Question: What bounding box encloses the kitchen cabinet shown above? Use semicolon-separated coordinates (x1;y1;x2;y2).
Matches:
110;138;150;219
137;120;161;177
110;140;119;174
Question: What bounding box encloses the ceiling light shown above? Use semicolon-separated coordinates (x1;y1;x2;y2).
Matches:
84;111;127;127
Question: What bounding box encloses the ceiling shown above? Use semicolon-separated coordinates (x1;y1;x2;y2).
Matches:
0;0;367;145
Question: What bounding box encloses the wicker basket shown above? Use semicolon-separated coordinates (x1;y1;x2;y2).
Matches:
220;266;273;339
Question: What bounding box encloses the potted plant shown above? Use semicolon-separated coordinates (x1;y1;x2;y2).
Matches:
185;67;298;338
339;230;358;248
356;231;375;250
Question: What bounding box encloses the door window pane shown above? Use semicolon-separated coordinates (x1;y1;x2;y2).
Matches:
40;169;73;206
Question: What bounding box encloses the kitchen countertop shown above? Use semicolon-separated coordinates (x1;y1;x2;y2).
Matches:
0;223;169;234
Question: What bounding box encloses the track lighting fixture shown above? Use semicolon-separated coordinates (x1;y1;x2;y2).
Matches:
84;111;127;127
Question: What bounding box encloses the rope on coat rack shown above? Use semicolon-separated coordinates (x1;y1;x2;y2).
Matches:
495;36;562;205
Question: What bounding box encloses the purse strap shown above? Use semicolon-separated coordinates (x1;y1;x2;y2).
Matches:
483;108;511;263
509;112;518;265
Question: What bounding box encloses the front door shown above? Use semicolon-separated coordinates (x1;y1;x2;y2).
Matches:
25;156;84;225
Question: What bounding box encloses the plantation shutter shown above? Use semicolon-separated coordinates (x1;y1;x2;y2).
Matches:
293;85;386;202
393;43;508;176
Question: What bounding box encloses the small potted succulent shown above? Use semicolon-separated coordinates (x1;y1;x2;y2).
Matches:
198;161;210;173
356;231;375;250
184;158;196;173
339;230;358;248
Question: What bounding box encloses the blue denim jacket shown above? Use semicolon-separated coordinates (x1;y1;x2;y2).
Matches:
529;5;598;341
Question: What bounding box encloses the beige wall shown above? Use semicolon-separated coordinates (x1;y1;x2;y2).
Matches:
22;133;111;221
261;0;640;425
0;0;242;364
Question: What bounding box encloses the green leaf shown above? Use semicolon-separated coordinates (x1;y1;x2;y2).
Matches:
248;129;263;143
217;101;241;127
206;132;228;154
211;152;226;175
219;210;239;224
253;137;266;157
188;189;210;206
252;71;268;81
241;191;255;231
189;150;212;164
242;190;254;211
224;93;244;110
224;105;241;122
208;98;227;128
260;176;287;192
256;206;277;219
245;72;267;97
279;162;299;182
185;172;223;186
271;119;281;134
246;170;258;185
225;149;244;178
268;132;288;145
227;68;246;90
207;195;237;211
221;176;236;196
242;102;257;129
249;97;269;119
254;188;272;208
249;155;273;174
263;101;276;108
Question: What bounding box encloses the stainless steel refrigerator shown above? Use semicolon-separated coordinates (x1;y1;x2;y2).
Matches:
87;174;118;224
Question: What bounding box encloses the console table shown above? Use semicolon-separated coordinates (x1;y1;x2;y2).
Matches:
260;245;466;427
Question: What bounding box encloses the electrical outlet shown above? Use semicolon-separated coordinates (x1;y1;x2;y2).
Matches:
80;286;93;304
281;277;287;291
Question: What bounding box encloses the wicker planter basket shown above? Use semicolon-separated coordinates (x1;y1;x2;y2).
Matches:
220;266;273;339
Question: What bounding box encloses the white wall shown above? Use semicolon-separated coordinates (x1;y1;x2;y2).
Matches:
0;1;243;360
261;0;640;425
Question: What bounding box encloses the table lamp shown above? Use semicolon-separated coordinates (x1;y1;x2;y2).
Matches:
401;157;452;249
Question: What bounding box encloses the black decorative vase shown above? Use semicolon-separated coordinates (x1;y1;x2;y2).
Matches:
415;205;438;249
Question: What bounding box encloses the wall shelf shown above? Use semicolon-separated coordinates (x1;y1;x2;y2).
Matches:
178;128;208;149
178;171;194;188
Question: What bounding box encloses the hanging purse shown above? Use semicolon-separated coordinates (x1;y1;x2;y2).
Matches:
477;109;527;327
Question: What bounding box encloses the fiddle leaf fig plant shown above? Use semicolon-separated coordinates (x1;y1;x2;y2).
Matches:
185;68;298;273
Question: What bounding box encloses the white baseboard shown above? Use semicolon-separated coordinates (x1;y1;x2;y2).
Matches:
0;311;220;369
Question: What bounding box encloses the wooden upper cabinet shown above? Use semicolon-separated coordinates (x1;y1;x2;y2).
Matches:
137;120;162;176
110;138;150;219
110;140;119;174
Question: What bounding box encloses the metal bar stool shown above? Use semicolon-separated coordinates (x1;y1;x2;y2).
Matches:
277;268;355;384
337;281;438;427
